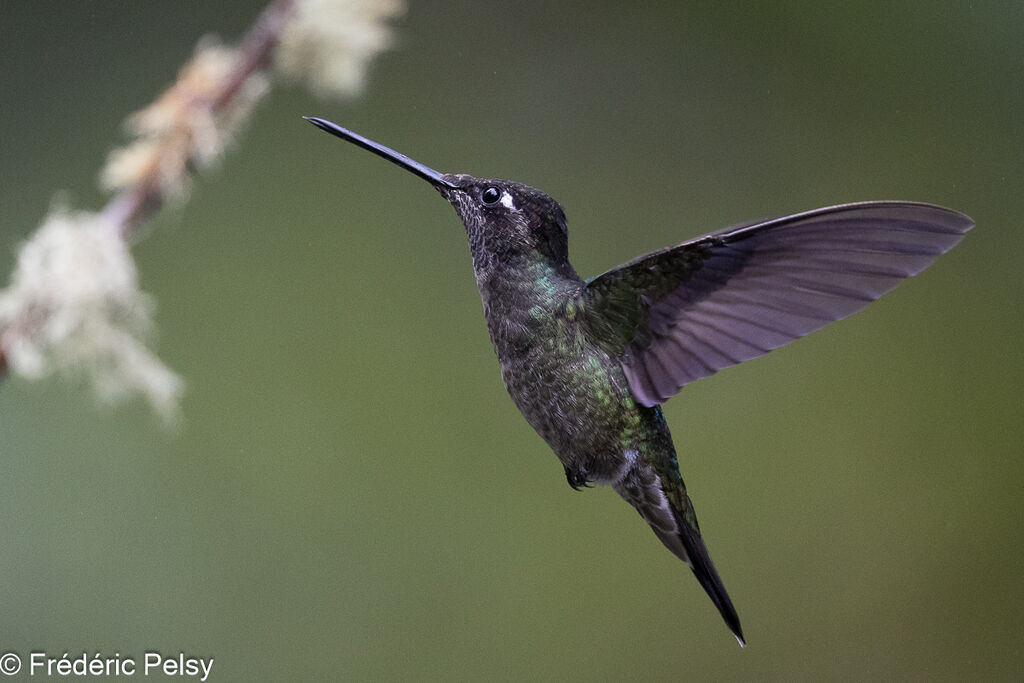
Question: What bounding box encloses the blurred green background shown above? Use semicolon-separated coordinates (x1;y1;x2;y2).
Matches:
1;1;1020;680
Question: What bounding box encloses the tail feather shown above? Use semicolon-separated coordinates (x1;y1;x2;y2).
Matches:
614;466;745;646
673;506;746;647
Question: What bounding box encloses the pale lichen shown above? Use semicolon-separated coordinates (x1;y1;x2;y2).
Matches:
0;210;183;422
276;0;406;97
101;40;270;201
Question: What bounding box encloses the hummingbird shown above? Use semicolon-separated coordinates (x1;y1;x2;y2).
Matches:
305;116;972;646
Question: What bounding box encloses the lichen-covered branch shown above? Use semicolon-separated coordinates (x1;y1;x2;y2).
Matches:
0;0;406;422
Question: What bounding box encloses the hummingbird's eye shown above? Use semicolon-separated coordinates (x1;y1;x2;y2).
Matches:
481;186;501;205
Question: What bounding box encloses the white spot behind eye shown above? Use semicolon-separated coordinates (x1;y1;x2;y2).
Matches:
499;191;517;211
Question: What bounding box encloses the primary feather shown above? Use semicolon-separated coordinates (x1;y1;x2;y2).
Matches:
582;202;972;406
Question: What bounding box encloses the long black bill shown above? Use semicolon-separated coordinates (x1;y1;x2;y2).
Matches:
304;116;456;189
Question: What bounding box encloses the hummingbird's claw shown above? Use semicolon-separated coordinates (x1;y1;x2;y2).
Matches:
564;465;593;491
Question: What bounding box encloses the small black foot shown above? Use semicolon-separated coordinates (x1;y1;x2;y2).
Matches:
564;465;592;491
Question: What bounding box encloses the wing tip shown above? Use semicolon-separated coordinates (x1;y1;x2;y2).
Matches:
724;201;974;240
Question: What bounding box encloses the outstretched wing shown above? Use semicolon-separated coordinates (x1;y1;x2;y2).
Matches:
582;201;972;407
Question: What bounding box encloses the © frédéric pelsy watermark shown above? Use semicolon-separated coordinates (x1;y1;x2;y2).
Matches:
0;651;212;680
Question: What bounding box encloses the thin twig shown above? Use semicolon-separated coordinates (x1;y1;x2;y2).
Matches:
0;0;299;380
102;0;297;238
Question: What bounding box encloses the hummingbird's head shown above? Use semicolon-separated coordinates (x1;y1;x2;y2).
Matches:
436;175;570;267
304;117;571;269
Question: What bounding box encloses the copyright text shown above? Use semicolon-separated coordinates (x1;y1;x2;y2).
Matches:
0;651;213;680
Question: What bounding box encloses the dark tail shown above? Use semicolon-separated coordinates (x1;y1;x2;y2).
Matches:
614;467;745;646
674;508;746;647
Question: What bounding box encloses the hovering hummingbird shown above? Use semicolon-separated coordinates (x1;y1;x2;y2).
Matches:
305;116;972;646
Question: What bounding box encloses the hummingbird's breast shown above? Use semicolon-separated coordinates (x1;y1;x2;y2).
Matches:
476;260;657;482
